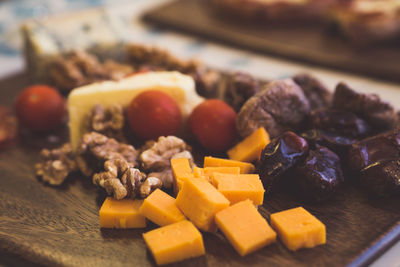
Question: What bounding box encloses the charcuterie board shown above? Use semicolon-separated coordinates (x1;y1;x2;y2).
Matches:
1;72;400;266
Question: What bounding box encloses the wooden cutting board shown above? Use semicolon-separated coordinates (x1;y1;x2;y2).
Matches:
0;73;400;267
142;0;400;83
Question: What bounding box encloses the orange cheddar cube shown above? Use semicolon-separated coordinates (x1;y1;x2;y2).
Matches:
227;127;270;162
171;158;194;194
215;200;276;256
176;178;230;232
203;167;240;182
211;173;265;205
143;220;205;265
194;166;240;182
193;166;205;178
139;189;185;226
270;207;326;251
99;197;146;228
203;156;255;174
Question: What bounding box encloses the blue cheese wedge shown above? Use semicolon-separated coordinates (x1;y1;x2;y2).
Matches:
22;8;129;82
68;71;204;150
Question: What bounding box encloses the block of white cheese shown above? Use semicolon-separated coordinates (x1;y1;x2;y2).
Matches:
68;71;204;150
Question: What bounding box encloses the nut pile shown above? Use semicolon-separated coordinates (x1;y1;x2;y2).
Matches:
36;104;194;200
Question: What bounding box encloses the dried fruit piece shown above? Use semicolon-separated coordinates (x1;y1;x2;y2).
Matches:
225;72;260;111
347;129;400;173
237;79;310;138
301;129;357;156
309;109;370;138
293;73;332;110
332;82;397;131
193;67;222;98
258;131;308;193
294;146;344;202
359;159;400;197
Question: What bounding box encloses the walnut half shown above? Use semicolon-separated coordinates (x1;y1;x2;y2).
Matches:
35;143;78;185
139;136;194;188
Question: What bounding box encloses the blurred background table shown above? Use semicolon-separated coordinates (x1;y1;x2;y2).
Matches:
0;0;399;266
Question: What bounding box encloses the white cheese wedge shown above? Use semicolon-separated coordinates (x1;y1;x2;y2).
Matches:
68;71;204;150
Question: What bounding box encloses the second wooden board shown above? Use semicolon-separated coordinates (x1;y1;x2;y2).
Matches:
143;0;400;83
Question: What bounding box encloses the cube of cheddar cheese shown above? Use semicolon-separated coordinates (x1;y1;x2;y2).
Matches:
215;200;276;256
227;127;270;162
171;158;194;194
193;166;205;178
211;173;265;205
203;156;255;174
176;178;230;232
203;167;240;181
193;166;240;182
143;220;205;265
139;189;185;226
270;207;326;251
99;197;146;228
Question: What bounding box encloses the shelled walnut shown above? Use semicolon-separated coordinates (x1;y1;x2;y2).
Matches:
75;132;138;177
35;143;78;185
139;136;194;188
87;104;126;142
75;132;165;199
126;44;198;74
48;50;134;92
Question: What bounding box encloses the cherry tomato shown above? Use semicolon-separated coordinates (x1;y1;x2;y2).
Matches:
14;85;65;132
127;90;182;140
189;99;238;152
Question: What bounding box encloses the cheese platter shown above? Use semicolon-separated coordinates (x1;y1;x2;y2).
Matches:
1;66;400;266
1;4;400;266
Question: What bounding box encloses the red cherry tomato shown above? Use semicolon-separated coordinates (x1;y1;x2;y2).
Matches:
189;99;238;152
14;85;65;132
127;90;182;140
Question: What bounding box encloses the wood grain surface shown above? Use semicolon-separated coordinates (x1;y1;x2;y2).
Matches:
143;0;400;83
1;73;400;267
